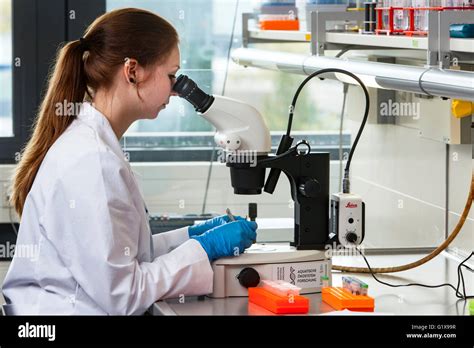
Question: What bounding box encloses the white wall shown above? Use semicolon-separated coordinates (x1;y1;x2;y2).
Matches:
447;145;474;258
346;86;473;251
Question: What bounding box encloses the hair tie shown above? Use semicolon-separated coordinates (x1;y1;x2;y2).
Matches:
79;37;89;50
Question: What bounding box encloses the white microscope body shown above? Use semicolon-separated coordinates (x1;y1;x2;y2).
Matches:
201;95;272;155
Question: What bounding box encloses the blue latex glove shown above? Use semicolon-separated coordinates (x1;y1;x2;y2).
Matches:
188;214;245;237
191;220;258;261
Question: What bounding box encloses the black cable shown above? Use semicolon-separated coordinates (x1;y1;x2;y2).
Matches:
335;45;354;58
355;247;474;300
455;252;474;299
418;67;434;98
286;68;369;193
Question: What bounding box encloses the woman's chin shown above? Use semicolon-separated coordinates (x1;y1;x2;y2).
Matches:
138;106;165;120
140;111;160;120
154;105;166;117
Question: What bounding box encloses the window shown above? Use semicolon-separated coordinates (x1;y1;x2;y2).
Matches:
107;0;350;161
0;0;349;163
0;0;12;137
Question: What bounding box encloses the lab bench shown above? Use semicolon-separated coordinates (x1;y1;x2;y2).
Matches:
152;252;473;316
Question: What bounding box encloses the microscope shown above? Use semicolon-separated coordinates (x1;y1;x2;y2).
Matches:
173;75;365;298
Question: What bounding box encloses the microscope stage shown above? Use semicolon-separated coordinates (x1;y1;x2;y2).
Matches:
213;242;328;265
209;243;332;298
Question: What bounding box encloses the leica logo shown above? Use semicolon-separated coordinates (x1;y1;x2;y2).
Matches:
345;202;358;208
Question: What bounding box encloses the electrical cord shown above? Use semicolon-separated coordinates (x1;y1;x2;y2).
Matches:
286;68;370;194
355;246;474;300
338;83;349;192
333;172;474;274
201;0;240;215
418;67;434;98
335;45;354;58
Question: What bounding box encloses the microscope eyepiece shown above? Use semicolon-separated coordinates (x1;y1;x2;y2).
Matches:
173;75;214;113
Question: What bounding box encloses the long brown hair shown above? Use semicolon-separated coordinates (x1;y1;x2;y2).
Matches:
11;8;178;217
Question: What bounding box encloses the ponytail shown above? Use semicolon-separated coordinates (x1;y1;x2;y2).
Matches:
11;40;87;217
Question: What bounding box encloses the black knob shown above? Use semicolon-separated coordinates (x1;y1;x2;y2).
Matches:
248;203;257;222
346;232;358;243
298;178;320;198
348;218;354;224
236;268;260;288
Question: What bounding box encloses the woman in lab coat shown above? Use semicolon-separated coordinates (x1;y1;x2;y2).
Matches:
2;8;257;315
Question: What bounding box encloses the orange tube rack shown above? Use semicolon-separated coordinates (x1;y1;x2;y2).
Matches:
322;287;375;312
248;287;309;314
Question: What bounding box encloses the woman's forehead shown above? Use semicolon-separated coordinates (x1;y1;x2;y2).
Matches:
167;46;180;67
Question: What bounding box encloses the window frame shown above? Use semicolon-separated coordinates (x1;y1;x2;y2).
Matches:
0;0;105;163
0;0;36;163
121;132;351;162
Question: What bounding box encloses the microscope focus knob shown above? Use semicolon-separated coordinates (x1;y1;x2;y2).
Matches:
346;232;358;244
299;179;320;198
236;267;260;288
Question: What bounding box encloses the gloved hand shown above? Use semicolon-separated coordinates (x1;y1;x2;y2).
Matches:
188;214;245;237
191;220;258;261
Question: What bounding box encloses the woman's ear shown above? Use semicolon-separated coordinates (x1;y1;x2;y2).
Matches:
123;57;139;85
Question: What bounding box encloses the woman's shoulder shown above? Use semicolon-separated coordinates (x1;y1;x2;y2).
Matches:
41;119;127;176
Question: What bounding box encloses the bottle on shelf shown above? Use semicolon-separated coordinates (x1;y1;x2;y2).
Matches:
392;0;409;32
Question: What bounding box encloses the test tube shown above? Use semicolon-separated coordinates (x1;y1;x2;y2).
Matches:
350;278;361;294
321;275;330;288
348;276;369;295
415;1;442;32
381;0;391;30
342;276;352;292
261;280;301;297
413;0;426;32
442;0;465;6
393;0;409;31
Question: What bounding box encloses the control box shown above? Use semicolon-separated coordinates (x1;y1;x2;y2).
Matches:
330;193;365;246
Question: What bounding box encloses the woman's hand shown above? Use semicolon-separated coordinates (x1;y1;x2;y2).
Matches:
190;220;258;261
188;214;245;237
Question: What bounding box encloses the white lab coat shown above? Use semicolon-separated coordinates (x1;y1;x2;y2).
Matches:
2;102;213;315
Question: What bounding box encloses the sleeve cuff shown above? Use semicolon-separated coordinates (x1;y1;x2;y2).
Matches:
152;226;190;257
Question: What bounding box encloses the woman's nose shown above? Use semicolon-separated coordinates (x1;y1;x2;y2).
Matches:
170;90;179;97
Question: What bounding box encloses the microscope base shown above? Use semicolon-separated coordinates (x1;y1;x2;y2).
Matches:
209;243;332;298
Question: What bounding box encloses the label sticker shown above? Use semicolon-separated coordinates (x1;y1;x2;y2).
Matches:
272;261;328;288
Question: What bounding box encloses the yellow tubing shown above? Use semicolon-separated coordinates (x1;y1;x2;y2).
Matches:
333;172;474;274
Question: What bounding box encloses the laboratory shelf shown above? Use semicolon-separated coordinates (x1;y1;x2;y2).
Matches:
248;29;474;53
248;28;311;42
